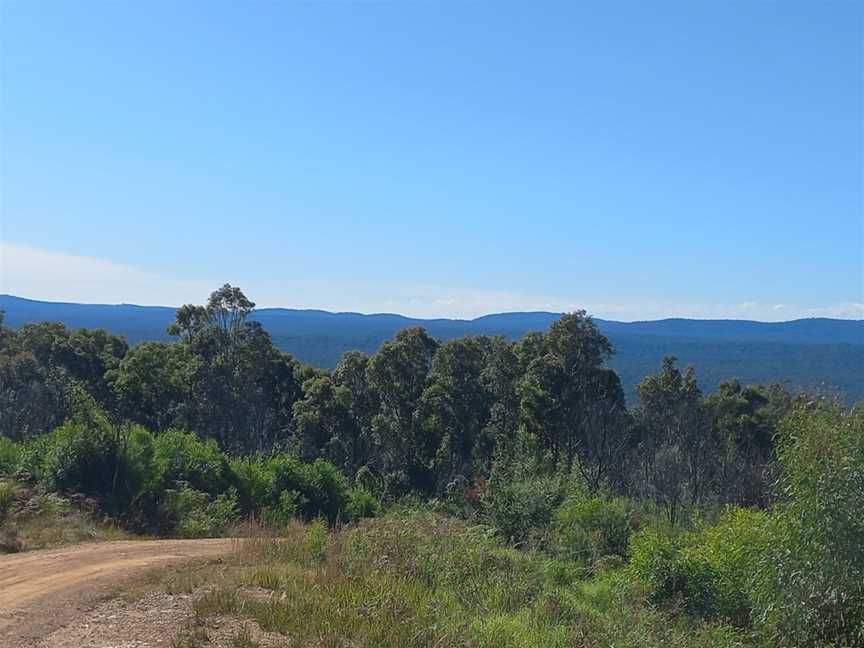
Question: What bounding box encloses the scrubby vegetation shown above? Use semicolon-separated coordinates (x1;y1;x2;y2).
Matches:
1;285;861;646
173;512;746;648
0;479;128;552
0;414;367;540
169;417;863;648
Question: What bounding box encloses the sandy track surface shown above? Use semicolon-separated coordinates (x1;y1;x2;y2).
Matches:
0;539;234;647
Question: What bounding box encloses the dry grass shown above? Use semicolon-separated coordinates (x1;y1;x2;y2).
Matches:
0;480;130;553
137;512;754;648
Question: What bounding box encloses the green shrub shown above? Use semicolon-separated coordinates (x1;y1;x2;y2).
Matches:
0;439;21;477
689;507;767;626
26;419;155;518
38;421;119;496
630;507;769;626
554;495;635;566
301;459;350;522
347;487;379;520
229;455;272;513
11;422;354;533
630;527;723;619
124;425;156;486
15;434;52;482
152;430;230;495
479;475;565;546
261;490;300;527
259;454;350;522
303;518;329;561
230;453;352;523
751;407;864;646
159;482;240;538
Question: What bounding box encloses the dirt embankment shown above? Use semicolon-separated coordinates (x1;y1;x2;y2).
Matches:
0;539;234;647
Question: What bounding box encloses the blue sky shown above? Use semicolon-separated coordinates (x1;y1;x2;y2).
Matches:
0;1;861;320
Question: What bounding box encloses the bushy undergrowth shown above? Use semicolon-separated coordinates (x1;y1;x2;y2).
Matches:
629;406;864;647
475;458;569;547
4;409;373;538
752;407;864;647
230;454;350;523
553;494;637;568
158;482;240;538
629;509;763;626
0;437;20;477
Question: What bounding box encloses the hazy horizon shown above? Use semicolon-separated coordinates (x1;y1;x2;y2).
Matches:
2;279;861;324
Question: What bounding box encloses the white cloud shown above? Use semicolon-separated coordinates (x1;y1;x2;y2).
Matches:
1;242;861;321
0;242;212;306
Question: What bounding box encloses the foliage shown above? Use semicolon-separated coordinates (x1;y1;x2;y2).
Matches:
554;494;636;566
302;518;328;561
0;287;804;516
346;487;379;519
630;527;724;620
159;482;240;538
751;406;864;647
479;471;567;547
633;356;712;524
366;326;439;494
0;437;20;477
152;429;231;495
10;414;355;536
630;507;767;626
0;480;15;523
299;458;351;522
260;490;299;528
518;312;629;488
38;421;119;496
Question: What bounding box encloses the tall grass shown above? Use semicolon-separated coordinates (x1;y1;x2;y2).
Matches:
175;511;748;648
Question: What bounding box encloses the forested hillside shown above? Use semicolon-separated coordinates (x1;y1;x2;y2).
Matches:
2;294;861;401
1;284;862;646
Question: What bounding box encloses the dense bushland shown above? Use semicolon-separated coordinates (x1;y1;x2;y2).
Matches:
1;285;861;646
0;285;797;509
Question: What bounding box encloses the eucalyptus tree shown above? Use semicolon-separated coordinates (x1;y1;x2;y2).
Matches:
518;312;628;487
0;319;127;440
332;350;379;475
420;336;492;490
635;356;713;523
108;341;191;432
293;373;364;475
365;326;438;494
166;284;302;453
705;379;788;506
476;336;522;470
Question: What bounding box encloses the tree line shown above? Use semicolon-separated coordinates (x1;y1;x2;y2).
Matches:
0;284;803;520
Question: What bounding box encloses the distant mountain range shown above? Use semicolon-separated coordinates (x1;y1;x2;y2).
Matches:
2;295;862;401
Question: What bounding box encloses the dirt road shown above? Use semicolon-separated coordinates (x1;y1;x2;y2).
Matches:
0;539;234;646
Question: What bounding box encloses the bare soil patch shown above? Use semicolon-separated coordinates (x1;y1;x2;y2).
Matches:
0;539;234;647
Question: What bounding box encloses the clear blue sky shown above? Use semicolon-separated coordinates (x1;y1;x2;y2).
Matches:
1;1;861;320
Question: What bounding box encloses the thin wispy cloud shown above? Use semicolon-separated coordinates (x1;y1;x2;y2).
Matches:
1;243;861;321
0;243;212;307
